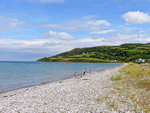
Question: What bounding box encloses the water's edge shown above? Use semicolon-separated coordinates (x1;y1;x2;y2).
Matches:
0;63;123;94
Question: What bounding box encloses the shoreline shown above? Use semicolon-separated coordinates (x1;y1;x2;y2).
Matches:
0;63;122;94
0;63;128;112
36;61;123;63
0;75;74;94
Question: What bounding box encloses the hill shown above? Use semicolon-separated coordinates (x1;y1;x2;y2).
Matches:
36;43;150;63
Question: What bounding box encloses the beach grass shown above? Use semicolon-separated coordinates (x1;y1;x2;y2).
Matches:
82;79;89;80
111;63;150;112
111;74;122;81
109;100;119;110
96;95;110;103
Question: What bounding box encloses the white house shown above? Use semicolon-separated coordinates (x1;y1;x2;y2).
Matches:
90;52;95;54
141;59;145;62
109;60;117;62
137;58;145;63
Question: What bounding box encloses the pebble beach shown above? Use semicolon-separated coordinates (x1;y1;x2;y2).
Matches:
0;63;133;113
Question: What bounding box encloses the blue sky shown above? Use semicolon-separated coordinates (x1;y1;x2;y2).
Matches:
0;0;150;61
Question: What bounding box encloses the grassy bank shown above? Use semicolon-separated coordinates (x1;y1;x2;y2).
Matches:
37;57;110;63
37;43;150;63
111;63;150;112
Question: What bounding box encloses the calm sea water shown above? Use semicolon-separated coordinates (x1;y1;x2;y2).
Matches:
0;61;121;92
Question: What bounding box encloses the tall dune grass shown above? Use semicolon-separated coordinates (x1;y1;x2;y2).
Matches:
111;63;150;112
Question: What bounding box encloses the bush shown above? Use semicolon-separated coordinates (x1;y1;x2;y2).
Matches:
89;54;95;58
82;55;87;57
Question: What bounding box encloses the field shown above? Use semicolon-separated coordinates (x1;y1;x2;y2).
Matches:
123;49;147;52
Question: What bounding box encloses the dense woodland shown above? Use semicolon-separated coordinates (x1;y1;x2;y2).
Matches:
37;43;150;63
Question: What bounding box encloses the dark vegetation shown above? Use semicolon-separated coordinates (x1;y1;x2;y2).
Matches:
37;43;150;63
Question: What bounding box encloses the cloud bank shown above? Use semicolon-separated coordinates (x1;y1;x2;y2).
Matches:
0;33;149;55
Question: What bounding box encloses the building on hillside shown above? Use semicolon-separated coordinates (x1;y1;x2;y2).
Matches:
109;60;114;62
109;60;117;62
83;53;85;54
90;52;95;54
58;56;62;58
137;58;145;63
137;58;142;62
142;59;145;62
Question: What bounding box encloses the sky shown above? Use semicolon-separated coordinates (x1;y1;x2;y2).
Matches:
0;0;150;61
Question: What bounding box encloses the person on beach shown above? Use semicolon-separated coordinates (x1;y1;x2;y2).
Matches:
74;72;77;77
75;72;77;76
83;68;86;75
90;69;91;74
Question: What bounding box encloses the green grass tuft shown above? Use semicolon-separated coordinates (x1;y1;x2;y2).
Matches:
111;74;122;81
82;79;89;80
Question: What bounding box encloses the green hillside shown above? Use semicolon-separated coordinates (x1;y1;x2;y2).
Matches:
36;43;150;63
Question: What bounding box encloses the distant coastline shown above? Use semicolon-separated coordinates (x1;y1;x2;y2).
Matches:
37;43;150;63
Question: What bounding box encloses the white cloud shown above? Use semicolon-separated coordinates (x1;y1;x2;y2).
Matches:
44;30;75;39
41;15;110;32
87;20;110;26
0;16;25;30
122;11;150;24
90;29;114;34
21;0;64;3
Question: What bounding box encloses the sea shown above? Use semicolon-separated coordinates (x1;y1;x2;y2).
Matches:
0;61;121;92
